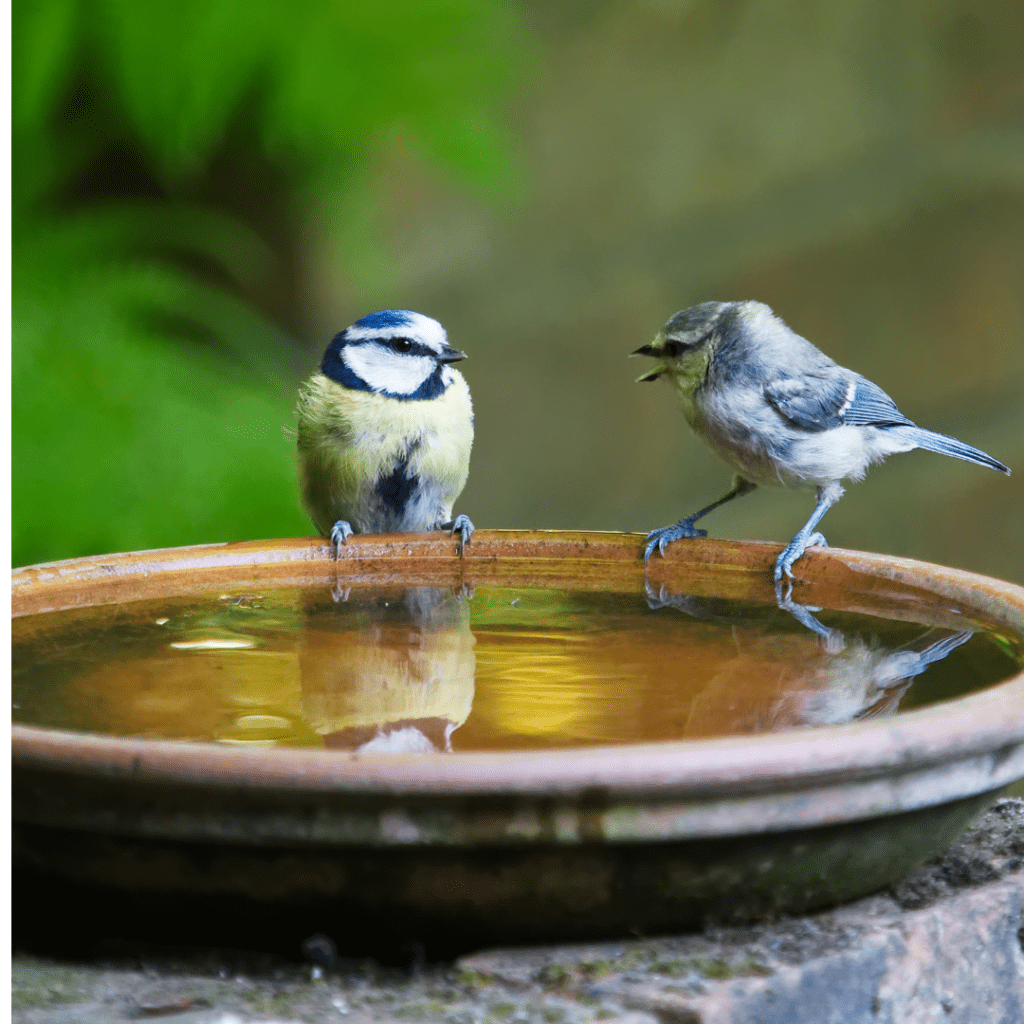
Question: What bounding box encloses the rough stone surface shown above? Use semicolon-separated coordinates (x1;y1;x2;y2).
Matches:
12;799;1024;1024
459;878;1024;1024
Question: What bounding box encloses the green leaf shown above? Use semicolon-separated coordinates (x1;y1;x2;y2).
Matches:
13;210;308;566
12;0;80;136
93;0;278;176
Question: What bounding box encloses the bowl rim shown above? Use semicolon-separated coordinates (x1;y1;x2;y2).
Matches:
11;531;1024;805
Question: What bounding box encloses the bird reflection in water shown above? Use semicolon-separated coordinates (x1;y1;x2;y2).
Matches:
299;586;475;753
644;581;972;732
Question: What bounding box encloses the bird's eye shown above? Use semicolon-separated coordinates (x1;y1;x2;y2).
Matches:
664;340;686;358
394;337;413;353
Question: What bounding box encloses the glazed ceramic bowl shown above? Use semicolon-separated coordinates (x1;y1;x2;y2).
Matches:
12;533;1024;951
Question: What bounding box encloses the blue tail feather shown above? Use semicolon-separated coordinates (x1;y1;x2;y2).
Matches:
904;426;1010;476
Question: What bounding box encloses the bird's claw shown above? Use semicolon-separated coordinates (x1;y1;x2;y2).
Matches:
773;531;829;582
643;580;703;616
330;520;353;558
644;579;679;610
643;518;706;563
774;580;845;651
774;542;803;582
644;580;669;608
444;514;475;555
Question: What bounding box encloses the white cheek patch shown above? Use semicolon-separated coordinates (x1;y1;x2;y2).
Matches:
343;343;436;395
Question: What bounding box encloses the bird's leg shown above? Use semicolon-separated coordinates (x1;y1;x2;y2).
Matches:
644;478;756;563
330;520;353;559
775;579;845;652
441;514;475;555
774;481;844;582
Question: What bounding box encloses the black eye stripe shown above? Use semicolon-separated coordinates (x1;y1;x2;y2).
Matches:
338;335;441;360
381;337;437;358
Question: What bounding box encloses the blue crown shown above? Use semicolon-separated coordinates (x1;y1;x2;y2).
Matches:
351;309;417;331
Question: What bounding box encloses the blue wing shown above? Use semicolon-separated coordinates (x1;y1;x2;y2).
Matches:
764;372;913;432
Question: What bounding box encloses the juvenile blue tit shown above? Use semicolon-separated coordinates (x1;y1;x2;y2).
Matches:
633;300;1011;581
296;309;475;555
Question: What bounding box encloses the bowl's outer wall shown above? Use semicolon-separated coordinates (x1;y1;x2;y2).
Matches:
12;793;991;949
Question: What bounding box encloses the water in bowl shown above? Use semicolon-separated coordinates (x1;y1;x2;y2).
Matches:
12;583;1022;752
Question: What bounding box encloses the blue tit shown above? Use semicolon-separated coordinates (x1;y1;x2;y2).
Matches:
299;587;475;753
296;309;474;556
646;582;972;726
633;300;1011;581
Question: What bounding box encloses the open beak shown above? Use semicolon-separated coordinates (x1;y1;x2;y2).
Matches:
631;339;665;381
439;346;467;364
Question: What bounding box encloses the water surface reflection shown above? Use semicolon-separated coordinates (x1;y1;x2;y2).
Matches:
299;587;475;753
10;583;1017;749
645;582;973;733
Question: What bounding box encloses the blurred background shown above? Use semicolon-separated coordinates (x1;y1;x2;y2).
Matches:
12;0;1024;582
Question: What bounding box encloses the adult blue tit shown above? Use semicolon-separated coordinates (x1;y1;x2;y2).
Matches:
296;309;475;556
633;300;1011;581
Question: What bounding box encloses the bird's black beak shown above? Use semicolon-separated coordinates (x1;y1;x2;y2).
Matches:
631;343;659;357
439;346;467;364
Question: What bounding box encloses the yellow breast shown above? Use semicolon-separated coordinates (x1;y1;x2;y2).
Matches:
296;371;474;536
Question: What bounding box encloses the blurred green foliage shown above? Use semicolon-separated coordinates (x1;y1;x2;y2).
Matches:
12;0;522;567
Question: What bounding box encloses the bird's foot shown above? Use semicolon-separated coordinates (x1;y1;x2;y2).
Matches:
773;531;828;582
330;520;353;559
442;514;475;554
644;580;670;609
643;517;706;563
644;579;703;616
774;580;845;652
